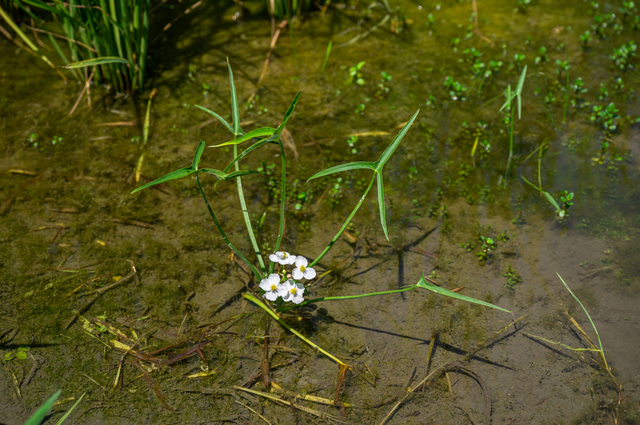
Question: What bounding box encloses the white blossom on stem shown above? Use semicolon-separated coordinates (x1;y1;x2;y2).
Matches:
269;251;297;265
259;273;287;301
282;279;305;304
292;256;316;280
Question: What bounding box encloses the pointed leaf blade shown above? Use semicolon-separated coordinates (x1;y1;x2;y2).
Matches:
521;176;561;211
212;127;276;147
24;390;61;425
416;275;511;313
222;138;279;174
499;84;512;112
198;169;262;180
191;140;206;170
377;172;389;240
227;58;242;136
376;110;420;171
266;92;301;142
131;168;193;194
193;104;233;134
63;57;130;68
307;162;377;181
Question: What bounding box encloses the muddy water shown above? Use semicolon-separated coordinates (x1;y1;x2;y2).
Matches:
1;0;640;423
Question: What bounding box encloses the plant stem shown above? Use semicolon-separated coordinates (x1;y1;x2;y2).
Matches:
277;285;418;311
196;174;262;281
244;293;347;366
234;144;266;275
310;174;376;267
270;142;287;275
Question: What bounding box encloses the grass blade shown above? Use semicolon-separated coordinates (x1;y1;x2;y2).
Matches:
131;168;192;194
521;176;561;212
54;392;86;425
416;275;511;313
306;161;377;181
193;104;234;134
376;172;388;240
515;65;527;119
227;58;242;136
212;127;276;147
24;390;61;425
375;110;419;171
277;285;417;311
321;40;332;72
265;91;301;142
63;57;130;68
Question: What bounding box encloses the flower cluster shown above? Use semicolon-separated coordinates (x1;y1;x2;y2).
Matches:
260;252;316;304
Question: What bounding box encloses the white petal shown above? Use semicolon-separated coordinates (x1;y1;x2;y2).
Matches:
269;254;279;262
292;268;303;280
285;255;297;265
276;284;289;297
295;256;308;268
303;267;316;279
259;278;271;292
282;292;292;302
268;274;281;285
264;291;278;301
291;293;304;304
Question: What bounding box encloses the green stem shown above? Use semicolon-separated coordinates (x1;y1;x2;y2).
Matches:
234;143;266;275
310;174;376;268
244;293;346;366
534;64;556;131
562;54;570;134
277;285;417;311
269;142;287;275
196;174;262;281
503;105;514;187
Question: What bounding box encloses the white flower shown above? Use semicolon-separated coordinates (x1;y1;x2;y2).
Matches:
269;251;297;265
259;274;287;301
292;256;316;280
282;279;305;304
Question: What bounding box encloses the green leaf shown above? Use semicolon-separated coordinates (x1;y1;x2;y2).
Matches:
63;57;130;69
500;84;513;112
376;172;389;240
198;169;261;180
24;390;61;425
16;351;27;360
191;140;206;170
5;352;14;361
54;392;85;425
227;58;242;136
193;105;233;134
212;127;276;147
131;167;193;194
131;141;207;194
307;162;377;181
222;138;279;174
515;65;528;119
375;110;420;171
416;275;511;313
265;91;301;142
521;176;561;212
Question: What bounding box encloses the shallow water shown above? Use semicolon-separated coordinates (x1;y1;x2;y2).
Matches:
1;0;640;423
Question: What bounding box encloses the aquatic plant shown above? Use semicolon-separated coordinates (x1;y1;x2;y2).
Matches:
131;60;510;376
1;0;150;92
499;65;527;187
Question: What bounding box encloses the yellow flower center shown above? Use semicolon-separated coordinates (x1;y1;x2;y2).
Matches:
270;284;277;291
300;265;306;272
290;288;297;295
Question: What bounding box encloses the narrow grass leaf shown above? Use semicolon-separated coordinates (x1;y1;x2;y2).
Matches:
54;392;86;425
222;138;279;173
416;275;511;313
130;168;192;194
521;176;561;211
63;57;130;68
500;84;512;112
375;109;419;171
190;140;206;170
265;91;301;142
212;127;275;147
198;169;261;180
376;172;389;240
515;65;527;119
24;390;61;425
227;58;242;136
193;105;233;134
307;161;377;181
